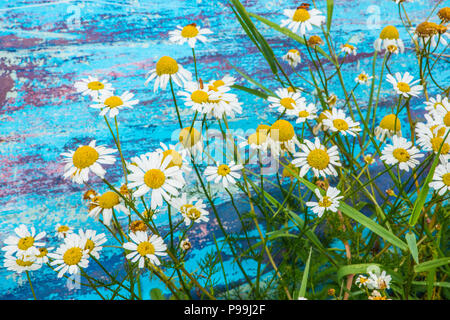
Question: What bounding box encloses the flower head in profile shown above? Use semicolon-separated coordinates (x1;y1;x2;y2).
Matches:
429;161;450;195
267;119;300;157
74;76;113;99
90;91;139;118
282;49;302;67
169;23;213;48
88;190;130;226
55;224;73;239
145;56;192;92
374;25;404;53
354;71;373;85
123;231;167;268
2;225;46;258
380;135;423;172
386;72;423;98
3;254;41;274
374;114;402;141
171;193;209;225
322;108;361;136
341;43;357;55
413;21;448;48
61;140;116;184
204;161;243;188
280;5;325;36
268;88;306;114
306;187;343;217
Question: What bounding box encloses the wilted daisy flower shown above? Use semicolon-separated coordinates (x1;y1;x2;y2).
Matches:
307;35;323;47
280;5;325;36
145;56;192;92
180;238;192;251
413;21;448;47
267;119;300;157
282;49;302;67
61;140;117;184
286;102;318;124
424;94;450;112
386;72;423;98
322;108;361;136
168;23;213;48
155;142;191;174
204;161;243;188
374;25;404;53
367;270;392;290
429;161;450;195
354;71;373;85
355;275;370;288
415;122;450;159
78;229;106;259
3;254;41;273
90;91;139;118
178;127;203;155
2;225;46;258
128;152;185;209
341;43;357;55
293;137;341;178
438;7;450;23
312;112;330;135
268;88;306;114
55;224;73;239
123;231;167;268
48;234;90;278
74;76;113;99
178;81;212;113
380;135;423;172
306;187;343;217
88;190;129;226
327;93;338;108
171;193;209;225
375;114;402;141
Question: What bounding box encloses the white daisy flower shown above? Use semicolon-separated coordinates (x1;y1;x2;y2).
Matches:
355;275;370;288
178;81;212;113
322;108;361;136
74;76;113;99
432;104;450;129
88;190;130;227
171;193;209;225
168;23;213;48
380;135;423;172
78;229;107;259
354;71;373;85
374;114;402;141
204;161;243;188
424;94;450;113
415;121;450;159
145;56;192;92
429;161;450;195
374;25;404;53
268;88;306;114
341;43;357;55
123;231;167;268
35;247;53;264
386;72;423;98
286;102;318;124
203;91;242;119
282;49;302;67
280;6;325;36
367;270;392;290
267;119;300;157
3;254;41;273
90;91;139;118
292;137;342;178
55;224;73;239
127;152;185;209
2;225;46;258
306;187;343;217
61;140;117;184
48;234;90;278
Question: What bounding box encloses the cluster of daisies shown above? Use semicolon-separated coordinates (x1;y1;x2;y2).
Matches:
355;270;393;300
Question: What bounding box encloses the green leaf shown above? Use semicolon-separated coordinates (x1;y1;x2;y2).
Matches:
337;263;381;282
231;84;269;99
326;0;334;32
411;281;450;288
150;288;165;300
414;258;450;273
405;232;420;264
295;247;312;299
229;63;275;96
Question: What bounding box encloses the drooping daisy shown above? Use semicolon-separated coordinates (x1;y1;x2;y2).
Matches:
286;102;318;124
380;135;423;172
374;25;404;53
204;161;243;188
374;114;402;141
78;229;107;259
282;49;302;67
171;193;209;225
3;254;41;273
429;161;450;195
168;23;213;48
123;231;167;268
267;119;300;157
386;72;423;98
292;137;342;178
48;234;90;278
268;88;306;114
55;224;73;239
61;140;117;184
2;225;46;258
341;43;357;55
88;190;130;226
74;76;113;99
354;71;373;85
424;94;450;112
367;270;392;290
178;127;203;155
90;91;139;118
178;81;212;113
383;39;400;54
155;142;191;174
208;75;236;91
280;5;325;36
413;21;449;48
127;152;185;209
415;121;450;159
145;56;192;92
438;7;450;23
322;108;362;136
306;187;343;217
203;90;242;119
364;154;376;165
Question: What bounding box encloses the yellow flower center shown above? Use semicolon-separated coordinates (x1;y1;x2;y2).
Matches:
256;124;271;133
288;49;299;55
307;149;330;170
438;7;450;23
318;196;332;208
137;241;155;256
379;25;400;40
130;220;148;232
181;24;199;38
183;205;201;220
443;112;450;127
392;148;410;162
36;247;48;258
179;127;201;148
72;146;99;169
58;225;70;233
104;96;123;108
217;164;231;176
397;82;411;93
379;114;401;131
248;132;267;145
430;125;446;137
144;169;166;189
344;44;355;50
98;191;120;209
162;149;183;168
156;56;179;76
213;80;225;88
430;137;450;154
18;237;35;251
293;8;310;22
298;110;310;118
358;74;368;81
333;119;349;131
442;173;450;186
85;239;95;253
191;90;209;103
279;97;296;110
63;247;83;266
16;259;34;267
87;81;104;90
270;120;295;142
